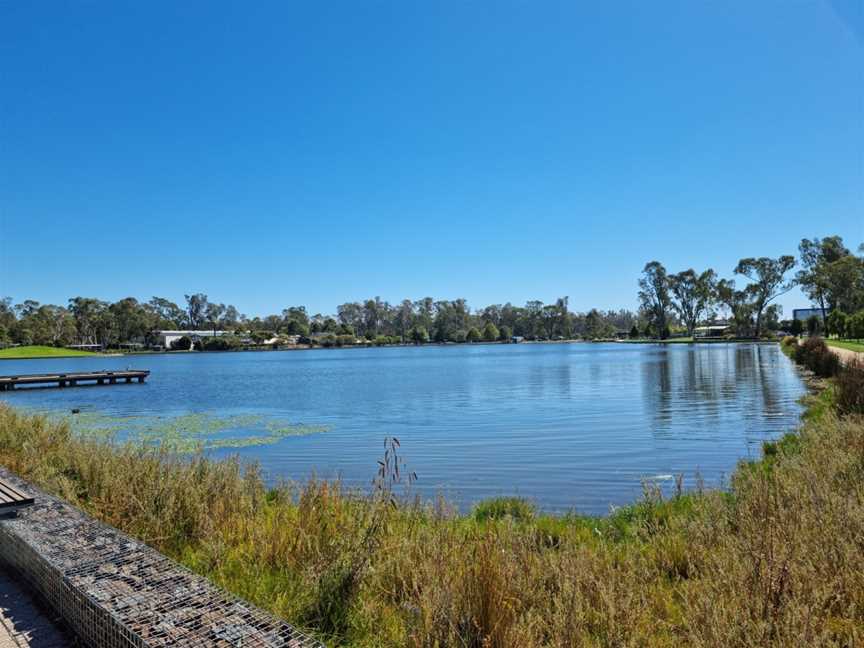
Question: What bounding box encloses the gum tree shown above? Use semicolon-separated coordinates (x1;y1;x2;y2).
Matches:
669;269;717;337
734;256;796;338
638;261;672;339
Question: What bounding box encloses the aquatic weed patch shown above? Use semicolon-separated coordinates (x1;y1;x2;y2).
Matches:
58;410;329;451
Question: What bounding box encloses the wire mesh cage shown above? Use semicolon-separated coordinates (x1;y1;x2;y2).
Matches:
0;467;323;648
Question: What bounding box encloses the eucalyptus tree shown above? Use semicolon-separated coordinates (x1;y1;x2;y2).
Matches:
669;269;717;337
716;279;753;336
797;236;850;318
822;255;864;315
734;255;796;338
337;302;364;336
69;297;109;345
638;261;672;339
146;297;185;329
184;293;209;329
109;297;150;343
395;299;415;342
281;306;310;336
205;302;227;333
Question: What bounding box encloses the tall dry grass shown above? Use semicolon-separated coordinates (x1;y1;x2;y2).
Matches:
0;399;862;647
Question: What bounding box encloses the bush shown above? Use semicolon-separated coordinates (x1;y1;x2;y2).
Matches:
826;310;847;338
170;335;192;351
201;335;241;351
498;325;512;341
449;329;467;343
482;322;499;342
847;311;864;340
835;359;864;416
781;335;797;349
466;327;482;343
794;336;840;378
410;326;429;344
472;497;535;522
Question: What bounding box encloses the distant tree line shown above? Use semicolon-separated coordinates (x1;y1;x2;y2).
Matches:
0;291;644;349
638;235;864;339
4;234;861;350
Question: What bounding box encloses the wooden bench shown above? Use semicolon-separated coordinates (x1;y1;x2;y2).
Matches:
0;479;34;515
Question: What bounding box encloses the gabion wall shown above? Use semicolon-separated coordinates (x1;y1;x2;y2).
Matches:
0;467;323;648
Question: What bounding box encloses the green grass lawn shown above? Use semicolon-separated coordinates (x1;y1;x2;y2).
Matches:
826;339;864;354
0;345;100;359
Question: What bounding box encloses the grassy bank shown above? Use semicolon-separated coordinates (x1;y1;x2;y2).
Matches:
826;339;864;354
0;345;100;359
1;366;863;645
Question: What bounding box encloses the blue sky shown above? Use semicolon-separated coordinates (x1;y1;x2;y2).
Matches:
1;1;861;317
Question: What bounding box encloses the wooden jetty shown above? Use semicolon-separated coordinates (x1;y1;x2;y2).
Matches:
0;369;149;391
0;478;33;514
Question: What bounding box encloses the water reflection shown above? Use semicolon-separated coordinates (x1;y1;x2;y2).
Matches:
642;344;792;440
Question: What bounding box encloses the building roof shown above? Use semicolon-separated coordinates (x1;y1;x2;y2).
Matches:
155;330;228;337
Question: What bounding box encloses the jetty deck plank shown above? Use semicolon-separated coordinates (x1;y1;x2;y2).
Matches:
0;479;34;514
0;370;149;390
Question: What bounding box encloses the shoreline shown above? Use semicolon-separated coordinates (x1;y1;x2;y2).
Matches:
0;344;860;644
0;337;781;361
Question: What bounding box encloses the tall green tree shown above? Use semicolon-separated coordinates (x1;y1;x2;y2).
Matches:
146;297;185;329
797;236;850;319
638;261;672;339
184;293;209;329
669;269;717;337
734;256;796;338
716;279;754;337
482;321;499;342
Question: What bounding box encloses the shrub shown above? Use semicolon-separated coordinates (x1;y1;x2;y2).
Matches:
410;326;429;344
794;336;840;378
466;327;482;343
781;335;797;349
835;359;864;416
170;335;192;351
450;329;467;343
472;497;535;522
202;335;241;351
847;311;864;340
498;325;512;341
482;322;499;342
826;310;847;338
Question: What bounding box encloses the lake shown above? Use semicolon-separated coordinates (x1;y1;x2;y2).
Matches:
0;342;806;514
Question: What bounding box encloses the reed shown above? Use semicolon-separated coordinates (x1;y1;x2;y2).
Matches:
0;394;862;646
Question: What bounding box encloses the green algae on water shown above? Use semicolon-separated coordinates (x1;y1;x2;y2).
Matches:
54;410;329;452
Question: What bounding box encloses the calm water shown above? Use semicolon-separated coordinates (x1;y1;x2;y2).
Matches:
0;343;806;514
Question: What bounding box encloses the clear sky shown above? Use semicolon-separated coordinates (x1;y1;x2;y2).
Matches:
1;1;861;317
